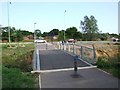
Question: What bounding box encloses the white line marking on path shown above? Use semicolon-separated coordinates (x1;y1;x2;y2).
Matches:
97;68;112;75
36;66;97;73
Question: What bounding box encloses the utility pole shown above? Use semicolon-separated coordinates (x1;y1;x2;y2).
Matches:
8;0;11;45
64;10;66;41
34;22;37;40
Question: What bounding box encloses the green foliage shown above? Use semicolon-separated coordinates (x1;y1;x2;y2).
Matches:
2;44;34;72
49;29;59;36
42;32;49;37
35;29;41;39
2;66;35;88
96;57;110;68
2;44;36;88
80;15;99;41
98;33;109;41
2;27;33;42
58;30;64;41
96;55;120;79
66;27;81;40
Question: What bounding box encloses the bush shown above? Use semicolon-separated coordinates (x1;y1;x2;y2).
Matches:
96;57;110;68
2;44;9;49
2;44;37;88
3;51;33;72
2;44;34;72
96;55;120;79
2;66;35;88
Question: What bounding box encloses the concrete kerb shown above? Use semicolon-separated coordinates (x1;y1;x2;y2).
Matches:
36;49;40;70
31;43;41;89
31;43;41;73
32;50;36;71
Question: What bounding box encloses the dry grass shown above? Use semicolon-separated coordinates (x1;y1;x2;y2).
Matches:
94;43;119;59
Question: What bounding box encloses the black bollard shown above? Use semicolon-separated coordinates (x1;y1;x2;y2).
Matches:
74;55;78;72
74;61;77;71
71;55;80;78
46;43;48;50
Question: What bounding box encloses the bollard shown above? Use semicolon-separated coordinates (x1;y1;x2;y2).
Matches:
60;43;61;50
71;55;80;78
74;61;77;71
74;55;78;71
46;43;48;50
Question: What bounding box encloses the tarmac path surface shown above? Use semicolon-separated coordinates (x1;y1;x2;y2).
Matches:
35;43;119;88
40;50;89;70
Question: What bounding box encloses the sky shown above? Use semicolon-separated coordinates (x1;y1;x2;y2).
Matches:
1;0;119;34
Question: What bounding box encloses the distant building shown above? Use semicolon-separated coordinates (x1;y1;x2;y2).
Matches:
23;35;34;40
53;35;58;40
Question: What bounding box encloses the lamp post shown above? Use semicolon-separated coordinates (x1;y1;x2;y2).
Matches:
64;10;66;41
34;22;37;40
0;25;2;41
7;0;11;44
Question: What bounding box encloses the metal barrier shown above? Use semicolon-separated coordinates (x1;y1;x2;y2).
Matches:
56;42;96;65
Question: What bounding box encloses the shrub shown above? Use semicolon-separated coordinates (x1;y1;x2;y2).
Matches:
96;57;110;68
2;50;33;72
96;55;120;79
2;44;34;72
2;66;35;88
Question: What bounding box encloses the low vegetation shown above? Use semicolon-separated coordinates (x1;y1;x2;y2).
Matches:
2;44;37;88
2;66;35;88
96;44;120;79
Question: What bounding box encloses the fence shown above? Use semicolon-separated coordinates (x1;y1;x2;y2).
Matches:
55;42;96;65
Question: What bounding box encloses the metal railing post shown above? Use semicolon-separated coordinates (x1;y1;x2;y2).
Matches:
81;46;83;59
92;44;96;64
68;44;70;52
73;43;75;55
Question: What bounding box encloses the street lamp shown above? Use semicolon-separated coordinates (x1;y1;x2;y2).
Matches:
64;10;66;41
34;22;37;40
0;25;2;41
7;0;11;44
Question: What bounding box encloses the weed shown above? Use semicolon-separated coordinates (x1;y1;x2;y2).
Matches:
2;66;35;88
2;44;37;88
96;54;120;79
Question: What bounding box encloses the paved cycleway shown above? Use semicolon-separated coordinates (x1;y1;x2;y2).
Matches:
36;43;119;88
40;50;89;70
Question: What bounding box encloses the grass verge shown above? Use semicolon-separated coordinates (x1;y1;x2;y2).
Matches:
2;44;37;88
96;53;120;79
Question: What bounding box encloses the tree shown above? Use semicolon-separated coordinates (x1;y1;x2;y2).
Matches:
2;26;33;42
42;32;49;37
58;30;64;41
99;33;109;41
49;29;59;36
66;27;81;40
35;29;41;39
80;15;99;41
